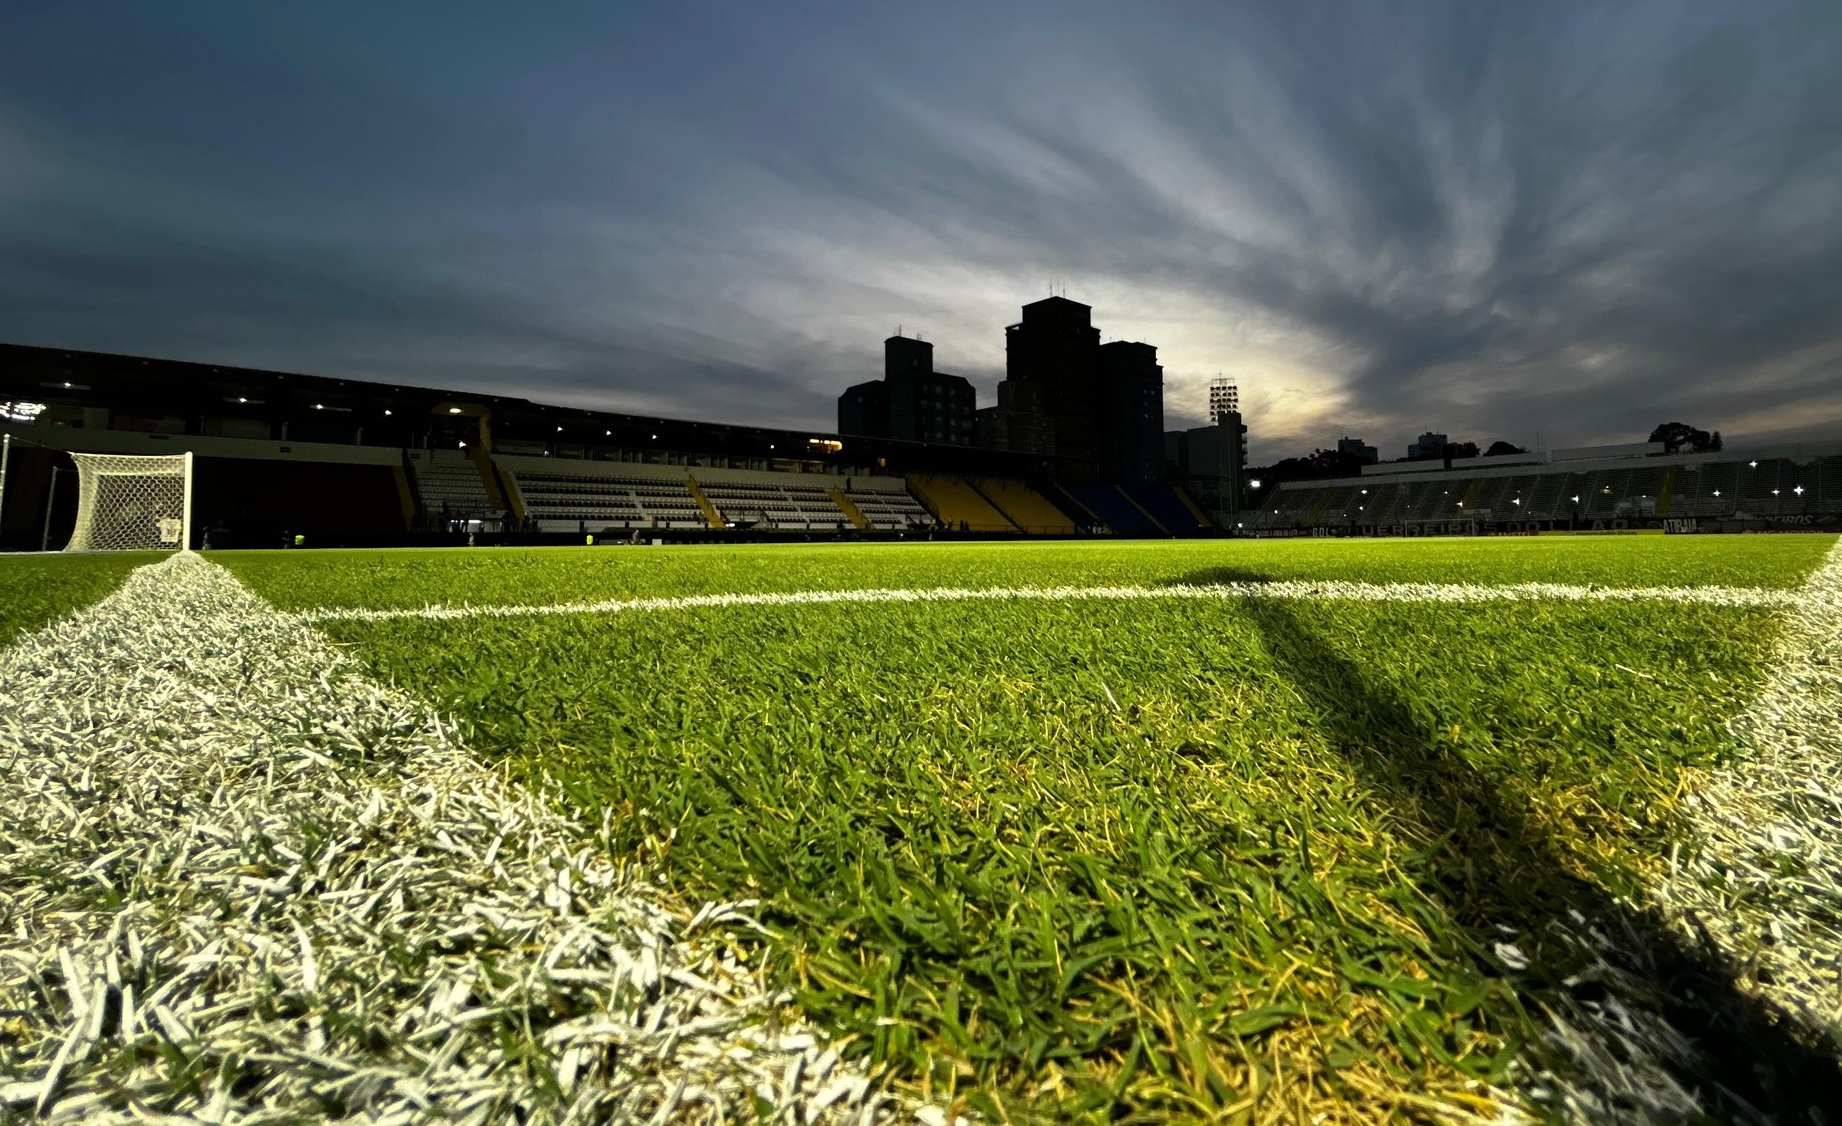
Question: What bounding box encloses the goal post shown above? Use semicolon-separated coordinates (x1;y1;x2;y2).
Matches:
64;451;195;552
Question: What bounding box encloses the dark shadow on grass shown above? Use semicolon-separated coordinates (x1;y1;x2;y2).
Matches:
1179;567;1841;1123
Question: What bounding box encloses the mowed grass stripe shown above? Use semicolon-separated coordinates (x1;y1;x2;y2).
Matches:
301;578;1801;622
329;590;1787;1120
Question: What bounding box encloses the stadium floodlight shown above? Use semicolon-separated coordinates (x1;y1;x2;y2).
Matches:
64;452;193;552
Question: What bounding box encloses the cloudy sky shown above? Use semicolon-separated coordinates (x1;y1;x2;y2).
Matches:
2;1;1839;462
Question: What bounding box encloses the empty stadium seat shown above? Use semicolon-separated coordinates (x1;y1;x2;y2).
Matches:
505;470;706;531
840;485;935;530
975;479;1075;534
409;449;494;520
1120;485;1203;533
908;475;1015;532
697;480;852;530
1060;484;1157;535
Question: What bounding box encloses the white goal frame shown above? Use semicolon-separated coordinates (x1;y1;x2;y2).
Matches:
64;451;194;552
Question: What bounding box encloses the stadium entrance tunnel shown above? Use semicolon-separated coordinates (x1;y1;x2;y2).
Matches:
1171;567;1842;1122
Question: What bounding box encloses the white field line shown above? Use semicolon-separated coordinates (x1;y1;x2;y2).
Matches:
0;553;894;1124
301;578;1801;623
1521;538;1842;1123
1657;537;1842;1030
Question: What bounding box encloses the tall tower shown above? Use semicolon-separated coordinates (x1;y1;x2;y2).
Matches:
994;296;1101;470
1209;378;1239;425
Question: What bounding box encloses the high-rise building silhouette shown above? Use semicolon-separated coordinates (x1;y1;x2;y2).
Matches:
1097;340;1164;482
836;381;888;439
1338;436;1379;465
977;297;1164;481
1409;431;1448;459
837;335;975;445
1166;410;1248;525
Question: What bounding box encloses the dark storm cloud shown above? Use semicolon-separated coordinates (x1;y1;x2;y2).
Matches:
2;1;1839;459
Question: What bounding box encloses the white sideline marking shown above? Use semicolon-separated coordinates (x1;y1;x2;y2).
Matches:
1525;539;1842;1120
302;579;1800;623
0;554;889;1122
1655;536;1842;1033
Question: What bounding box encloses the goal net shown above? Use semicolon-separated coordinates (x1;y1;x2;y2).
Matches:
65;452;194;552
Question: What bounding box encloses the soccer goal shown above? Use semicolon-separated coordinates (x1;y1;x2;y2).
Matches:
64;451;194;552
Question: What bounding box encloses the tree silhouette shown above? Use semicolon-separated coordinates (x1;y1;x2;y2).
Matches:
1648;422;1721;454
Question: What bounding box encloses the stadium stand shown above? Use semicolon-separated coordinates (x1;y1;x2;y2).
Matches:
826;487;871;530
696;479;852;530
406;449;495;523
908;474;1016;532
1043;484;1106;532
1248;486;1315;530
515;475;702;531
684;480;726;528
1523;472;1569;518
1172;486;1213;530
496;459;707;532
1061;484;1159;535
492;457;941;533
1255;445;1842;533
1111;486;1171;534
974;478;1075;534
838;480;934;530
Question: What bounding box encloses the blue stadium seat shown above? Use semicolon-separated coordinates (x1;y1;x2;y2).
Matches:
1122;485;1202;533
1061;484;1158;535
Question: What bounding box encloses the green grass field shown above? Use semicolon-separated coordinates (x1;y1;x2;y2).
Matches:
0;551;164;645
203;536;1836;1119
